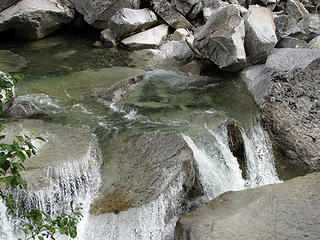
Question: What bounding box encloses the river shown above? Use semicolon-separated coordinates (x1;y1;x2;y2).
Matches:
0;31;281;240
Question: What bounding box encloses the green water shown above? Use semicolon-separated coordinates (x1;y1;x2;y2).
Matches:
0;31;259;157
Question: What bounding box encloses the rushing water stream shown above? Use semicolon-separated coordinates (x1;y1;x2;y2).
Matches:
0;31;281;240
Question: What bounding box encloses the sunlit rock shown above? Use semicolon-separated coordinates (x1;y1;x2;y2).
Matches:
0;0;74;40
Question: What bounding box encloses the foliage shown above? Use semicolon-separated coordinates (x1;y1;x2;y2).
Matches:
0;71;82;240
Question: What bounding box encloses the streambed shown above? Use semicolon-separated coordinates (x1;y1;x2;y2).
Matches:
0;31;282;240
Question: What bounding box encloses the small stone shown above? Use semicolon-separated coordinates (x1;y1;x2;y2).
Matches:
92;41;104;48
100;29;116;48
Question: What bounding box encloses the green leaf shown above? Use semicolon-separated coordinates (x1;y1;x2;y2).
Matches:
17;151;26;162
16;136;24;142
36;137;46;142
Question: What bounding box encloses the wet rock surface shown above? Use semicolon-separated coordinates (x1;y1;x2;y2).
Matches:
175;172;320;240
3;100;47;119
242;48;320;171
91;132;195;214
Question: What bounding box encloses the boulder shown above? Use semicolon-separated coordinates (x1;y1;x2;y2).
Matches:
150;0;193;29
194;5;246;72
276;36;307;48
0;0;19;12
175;172;320;240
0;0;74;40
90;132;195;214
171;0;199;16
299;13;320;40
179;59;207;75
62;0;140;29
241;48;320;171
108;8;157;40
3;100;47;119
244;5;278;64
286;0;309;21
170;28;189;41
148;40;195;64
171;0;203;18
274;14;307;40
307;35;320;49
202;4;248;22
100;28;116;48
121;24;169;50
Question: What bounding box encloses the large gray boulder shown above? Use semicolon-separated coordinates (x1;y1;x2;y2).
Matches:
241;48;320;171
274;14;307;40
90;132;195;214
150;0;193;29
194;5;246;72
121;24;169;50
0;0;74;40
286;0;309;21
0;0;19;12
299;13;320;40
175;172;320;240
244;5;278;64
62;0;140;29
108;8;157;40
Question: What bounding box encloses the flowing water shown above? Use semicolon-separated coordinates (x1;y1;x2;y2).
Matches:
0;31;281;240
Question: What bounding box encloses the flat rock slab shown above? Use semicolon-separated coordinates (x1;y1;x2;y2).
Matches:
121;24;169;50
91;132;195;214
175;172;320;240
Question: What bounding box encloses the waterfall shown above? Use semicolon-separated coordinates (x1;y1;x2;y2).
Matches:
81;174;185;240
0;199;15;240
1;141;102;239
184;122;280;202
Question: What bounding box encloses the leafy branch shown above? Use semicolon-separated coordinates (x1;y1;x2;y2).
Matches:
0;71;82;240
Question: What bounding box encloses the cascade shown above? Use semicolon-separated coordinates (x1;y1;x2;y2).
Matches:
184;122;280;203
